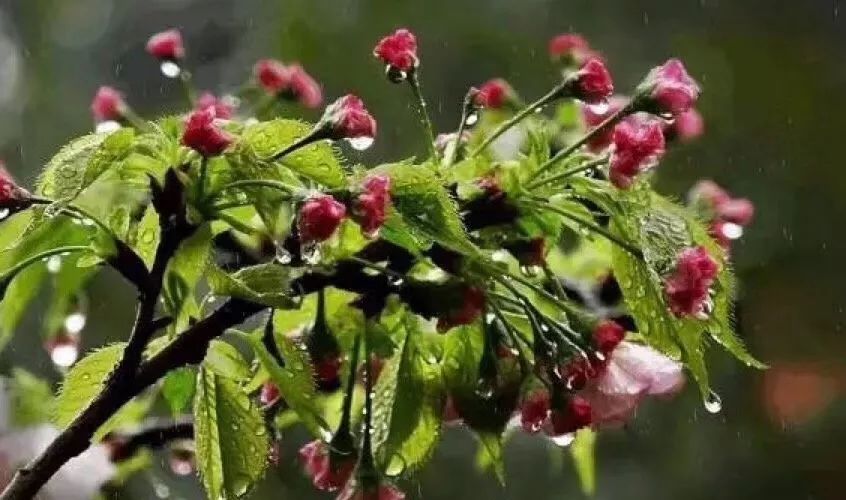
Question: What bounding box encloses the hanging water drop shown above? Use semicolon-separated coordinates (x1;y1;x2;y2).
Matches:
160;60;181;78
274;244;292;265
722;222;743;240
95;120;121;134
474;377;496;399
388;275;404;287
520;265;540;277
587;99;610;115
347;136;375;151
464;111;479;127
549;432;576;448
0;208;9;221
704;390;722;414
45;255;63;274
63;312;87;334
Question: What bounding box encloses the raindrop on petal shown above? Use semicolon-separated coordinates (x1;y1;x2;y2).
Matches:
160;60;181;78
346;136;375;151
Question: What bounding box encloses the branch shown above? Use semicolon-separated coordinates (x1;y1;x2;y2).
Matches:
108;419;194;463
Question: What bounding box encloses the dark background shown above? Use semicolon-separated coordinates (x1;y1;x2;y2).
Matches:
0;0;844;498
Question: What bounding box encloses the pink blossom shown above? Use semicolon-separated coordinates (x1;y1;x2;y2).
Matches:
0;165;28;205
373;28;418;73
352;175;391;236
717;198;754;226
323;95;377;140
572;58;614;104
666;108;704;142
548;33;600;66
298;440;354;492
581;95;629;152
146;29;185;60
297;194;347;243
181;107;233;157
254;59;289;94
663;246;719;318
90;86;126;123
474;79;513;109
287;64;323;109
608;115;665;189
195;92;234;119
641;59;701;116
253;60;323;108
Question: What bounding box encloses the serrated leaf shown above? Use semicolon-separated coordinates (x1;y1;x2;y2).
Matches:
570;428;596;496
205;340;252;381
8;368;54;426
130;205;159;269
475;432;505;485
194;367;269;500
372;316;444;476
82;128;136;192
238;119;346;188
36;133;108;199
162;367;197;416
207;263;295;308
241;332;328;438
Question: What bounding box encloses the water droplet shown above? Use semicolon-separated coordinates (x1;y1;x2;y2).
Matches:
534;106;544;114
519;265;540;277
160;60;181;78
63;312;87;334
704;390;722;414
386;66;408;83
301;242;322;265
721;222;743;240
45;255;63;274
95;120;121;134
388;276;404;287
81;372;91;381
549;432;576;447
587;100;610;115
274;244;292;265
153;481;171;499
346;136;375;151
0;208;9;220
50;343;79;368
464;111;479;127
594;351;606;362
474;377;496;399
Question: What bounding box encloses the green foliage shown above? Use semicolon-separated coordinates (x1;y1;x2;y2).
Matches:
36;133;108;199
7;368;54;426
570;429;597;496
205;340;252;381
162;367;197;416
194;363;269;500
207;263;296;308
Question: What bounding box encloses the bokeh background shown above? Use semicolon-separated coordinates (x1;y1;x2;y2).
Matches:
0;0;845;498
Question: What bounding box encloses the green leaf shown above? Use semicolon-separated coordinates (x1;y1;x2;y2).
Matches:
241;332;328;437
373;162;474;254
474;432;505;485
130;205;160;269
162;367;197;416
36;133;108;199
570;428;596;496
207;263;295;308
205;340;252;381
8;368;54;426
238;119;346;188
372;316;444;476
82;128;136;192
194;367;269;500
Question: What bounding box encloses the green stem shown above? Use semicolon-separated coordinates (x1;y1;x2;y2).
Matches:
443;89;477;168
541;262;568;301
216;212;263;236
528;101;635;182
180;70;197;106
0;246;91;283
196;157;209;202
469;81;568;158
360;322;375;460
526;155;609;190
408;71;438;160
345;256;406;282
29;197;118;240
121;107;152;132
522;199;643;258
488;301;532;374
208;179;300;200
269;128;326;162
334;332;361;443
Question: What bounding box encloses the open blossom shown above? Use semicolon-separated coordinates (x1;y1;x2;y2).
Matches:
436;286;485;333
570;58;614;104
195;92;235;119
548;33;599;66
608;115;665;189
582;95;629;151
474;78;513;109
181;107;233;157
90;86;126;123
298;194;347;243
665;108;704;142
353;175;391;236
580;341;685;424
253;60;323;108
664;246;719;317
145;29;185;60
640;59;701;116
373;28;418;73
323;95;377;140
298;440;355;492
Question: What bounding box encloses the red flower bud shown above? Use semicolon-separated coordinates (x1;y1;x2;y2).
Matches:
549;396;593;436
146;29;185;60
593;320;625;355
520;389;550;433
665;108;704;142
717;198;755;226
255;59;289;94
323;95;377;141
287;64;323;109
260;382;281;407
571;58;614;104
297;194;347;243
298;440;355;492
504;238;545;267
195;92;235;120
352;175;391;237
436;286;485;333
253;59;323;108
640;59;701;116
0;165;29;206
473;79;513;109
664;246;719;318
608;115;665;189
688;180;754;228
337;481;406;500
548;33;600;66
90;86;126;123
373;28;418;74
314;356;342;391
581;95;628;152
181;107;234;157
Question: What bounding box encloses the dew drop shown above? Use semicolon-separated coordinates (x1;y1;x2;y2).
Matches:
95;120;121;134
63;312;87;334
474;378;496;399
153;481;171;499
0;208;9;220
587;100;610;115
722;222;743;240
160;60;181;78
274;244;292;265
704;390;722;414
534;106;544;114
549;432;576;447
45;255;63;274
50;343;79;368
386;66;408;83
301;242;322;265
519;265;540;277
388;276;404;287
346;136;375;151
168;453;194;476
464;111;479;127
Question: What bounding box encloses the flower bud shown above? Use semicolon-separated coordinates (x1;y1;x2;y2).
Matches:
608;115;665;189
297;194;347;243
373;28;418;80
253;59;323;108
0;165;30;208
570;58;614;104
298;440;355;492
665;108;704;142
436;286;485;333
549;396;593;436
663;246;719;318
322;95;377;141
90;86;126;123
638;58;701;116
260;381;281;407
592;320;625;355
520;388;551;433
473;78;515;109
181;107;234;157
548;33;600;67
195;92;235;120
146;29;185;61
352;175;391;237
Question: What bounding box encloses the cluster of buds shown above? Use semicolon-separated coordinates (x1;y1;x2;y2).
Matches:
689;180;755;250
254;59;323;109
663;246;720;318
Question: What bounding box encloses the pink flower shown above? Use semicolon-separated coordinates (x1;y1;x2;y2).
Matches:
717;198;754;226
195;92;235;120
181;107;233;157
665;108;704;142
255;59;289;94
373;28;418;73
663;246;719;318
253;60;323;108
580;341;684;424
298;440;355;492
520;389;550;433
287;64;323;109
592;320;625;355
145;29;185;60
548;33;599;66
436;286;486;333
337;481;406;500
548;396;593;436
0;165;29;205
323;95;377;140
90;86;126;123
688;180;754;226
688;179;730;209
260;382;280;407
297;194;347;243
474;79;513;109
608;115;665;189
352;175;391;236
581;95;629;151
571;58;614;104
641;59;701;116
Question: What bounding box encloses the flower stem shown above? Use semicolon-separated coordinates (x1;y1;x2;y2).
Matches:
121;107;152;132
29;197;118;240
528;101;635;182
334;332;361;445
209;179;300;200
407;71;438;161
443;89;477;168
360;321;375;460
345;256;407;282
180;70;198;106
0;246;91;285
469;81;568;159
526;155;609;190
269;128;325;162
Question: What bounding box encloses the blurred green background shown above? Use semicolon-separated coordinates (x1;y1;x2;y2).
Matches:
0;0;844;498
